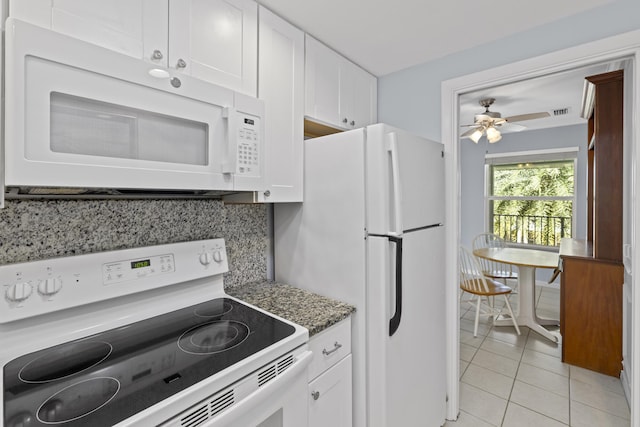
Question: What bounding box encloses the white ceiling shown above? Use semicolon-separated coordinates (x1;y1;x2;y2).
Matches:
458;62;615;136
259;0;619;136
258;0;615;77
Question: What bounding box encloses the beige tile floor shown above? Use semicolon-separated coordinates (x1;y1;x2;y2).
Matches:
446;285;631;427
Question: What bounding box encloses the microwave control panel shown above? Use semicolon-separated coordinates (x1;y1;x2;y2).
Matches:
236;114;261;177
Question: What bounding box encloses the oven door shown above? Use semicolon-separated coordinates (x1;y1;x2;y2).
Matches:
157;350;312;427
4;18;263;192
213;351;311;427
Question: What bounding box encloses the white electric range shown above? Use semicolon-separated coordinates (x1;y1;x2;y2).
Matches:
0;239;310;427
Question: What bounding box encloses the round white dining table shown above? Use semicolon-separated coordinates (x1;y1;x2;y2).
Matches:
472;247;560;343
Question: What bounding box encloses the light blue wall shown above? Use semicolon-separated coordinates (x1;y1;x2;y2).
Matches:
460;125;588;249
378;0;640;141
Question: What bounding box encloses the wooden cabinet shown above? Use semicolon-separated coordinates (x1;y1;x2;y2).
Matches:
559;70;625;377
307;318;353;427
10;0;258;95
305;35;377;132
586;70;624;261
560;240;623;376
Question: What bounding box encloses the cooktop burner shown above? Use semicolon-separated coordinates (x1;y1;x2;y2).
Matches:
19;341;113;384
178;320;249;355
36;377;120;424
3;298;296;427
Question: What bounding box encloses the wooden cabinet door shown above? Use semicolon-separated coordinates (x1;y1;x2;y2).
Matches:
168;0;257;96
10;0;168;63
308;355;353;427
256;6;304;202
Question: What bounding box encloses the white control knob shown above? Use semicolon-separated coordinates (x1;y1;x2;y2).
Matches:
38;277;63;296
213;250;225;263
199;252;214;265
5;282;33;302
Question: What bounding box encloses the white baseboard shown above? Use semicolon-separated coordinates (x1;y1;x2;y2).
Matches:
621;367;631;408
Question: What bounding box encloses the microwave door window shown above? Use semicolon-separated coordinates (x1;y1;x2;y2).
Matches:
51;93;137;159
50;93;208;166
137;115;208;166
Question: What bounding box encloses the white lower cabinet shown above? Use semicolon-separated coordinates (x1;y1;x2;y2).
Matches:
307;318;353;427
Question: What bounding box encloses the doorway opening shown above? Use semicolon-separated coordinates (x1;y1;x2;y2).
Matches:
442;31;640;426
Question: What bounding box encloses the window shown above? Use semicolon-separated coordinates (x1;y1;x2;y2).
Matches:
486;151;576;248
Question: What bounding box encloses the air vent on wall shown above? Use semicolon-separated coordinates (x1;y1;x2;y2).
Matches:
553;107;570;116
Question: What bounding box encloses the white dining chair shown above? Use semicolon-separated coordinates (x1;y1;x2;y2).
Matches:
459;246;520;337
472;233;518;291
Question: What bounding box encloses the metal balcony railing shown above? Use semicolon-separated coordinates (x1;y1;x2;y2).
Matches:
492;214;572;247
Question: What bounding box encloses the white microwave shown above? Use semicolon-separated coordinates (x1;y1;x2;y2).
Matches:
3;18;264;194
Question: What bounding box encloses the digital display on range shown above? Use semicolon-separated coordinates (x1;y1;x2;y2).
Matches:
244;118;255;126
131;259;151;269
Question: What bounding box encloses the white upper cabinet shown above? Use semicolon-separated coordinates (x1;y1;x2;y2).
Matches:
9;0;257;96
169;0;257;96
10;0;167;64
256;6;304;202
305;35;342;128
305;35;377;131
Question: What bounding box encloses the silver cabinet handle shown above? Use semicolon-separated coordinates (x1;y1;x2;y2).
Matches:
322;341;342;356
152;49;163;60
350;120;355;126
311;391;320;400
342;118;348;123
263;190;271;197
176;58;187;69
170;77;182;88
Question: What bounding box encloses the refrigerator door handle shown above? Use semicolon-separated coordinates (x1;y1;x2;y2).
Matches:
386;132;404;237
388;235;403;336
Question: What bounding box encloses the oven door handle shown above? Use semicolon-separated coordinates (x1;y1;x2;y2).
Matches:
209;350;313;426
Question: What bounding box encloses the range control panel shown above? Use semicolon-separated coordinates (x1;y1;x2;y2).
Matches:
103;253;175;285
0;239;228;323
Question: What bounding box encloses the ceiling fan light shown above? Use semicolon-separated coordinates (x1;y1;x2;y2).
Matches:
486;126;502;143
469;129;483;143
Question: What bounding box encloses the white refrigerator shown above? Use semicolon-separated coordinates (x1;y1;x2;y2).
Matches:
274;123;446;427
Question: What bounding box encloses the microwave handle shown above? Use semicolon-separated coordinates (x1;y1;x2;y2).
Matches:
222;106;238;174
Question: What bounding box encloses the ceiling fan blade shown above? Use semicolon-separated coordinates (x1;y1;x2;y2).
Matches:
460;123;481;128
504;112;550;122
460;128;480;138
499;122;527;133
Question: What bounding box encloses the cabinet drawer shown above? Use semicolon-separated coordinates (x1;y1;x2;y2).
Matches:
308;317;351;381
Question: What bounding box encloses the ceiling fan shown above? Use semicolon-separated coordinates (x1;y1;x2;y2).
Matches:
460;98;550;143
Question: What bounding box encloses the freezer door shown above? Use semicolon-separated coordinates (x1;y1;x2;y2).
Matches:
365;124;445;234
367;226;446;427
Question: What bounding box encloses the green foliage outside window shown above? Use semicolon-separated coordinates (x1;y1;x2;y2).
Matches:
490;160;574;246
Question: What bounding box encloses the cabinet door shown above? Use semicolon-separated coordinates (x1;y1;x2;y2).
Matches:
308;355;353;427
351;65;377;129
169;0;257;96
10;0;168;63
305;35;342;128
257;7;304;202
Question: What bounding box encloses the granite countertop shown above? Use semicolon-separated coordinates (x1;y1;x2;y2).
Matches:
226;281;355;337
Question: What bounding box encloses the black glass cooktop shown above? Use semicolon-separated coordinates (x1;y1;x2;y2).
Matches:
3;298;296;427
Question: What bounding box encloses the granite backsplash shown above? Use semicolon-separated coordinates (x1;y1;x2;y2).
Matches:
0;199;267;287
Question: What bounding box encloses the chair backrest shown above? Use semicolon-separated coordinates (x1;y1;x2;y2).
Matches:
473;233;506;249
472;233;513;277
459;246;490;294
